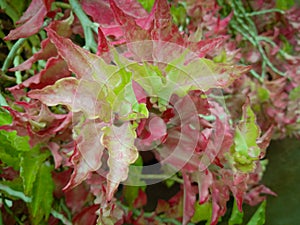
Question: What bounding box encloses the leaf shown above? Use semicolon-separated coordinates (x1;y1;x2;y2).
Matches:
0;110;12;125
229;199;244;225
276;0;295;10
46;28;117;81
10;14;74;72
137;0;155;12
4;0;52;40
123;155;146;207
289;86;300;100
20;151;50;195
182;172;196;225
28;77;111;121
109;0;151;55
101;122;138;201
191;202;212;224
64;120;106;190
166;55;250;95
230;98;261;172
246;201;266;225
10;57;71;91
29;162;54;225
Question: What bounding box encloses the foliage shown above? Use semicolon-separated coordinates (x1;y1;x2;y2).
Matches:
0;0;299;224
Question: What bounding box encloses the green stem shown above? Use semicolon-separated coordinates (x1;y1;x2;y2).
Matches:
229;1;286;80
2;38;26;73
119;203;182;225
0;204;3;225
69;0;97;52
246;9;285;16
0;92;8;107
53;2;71;9
51;209;72;225
1;195;24;225
140;174;184;184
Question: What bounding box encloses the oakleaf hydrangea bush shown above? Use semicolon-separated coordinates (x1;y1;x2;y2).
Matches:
0;0;299;224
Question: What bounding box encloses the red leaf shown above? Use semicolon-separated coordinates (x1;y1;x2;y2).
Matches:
9;15;73;71
73;204;99;225
9;56;70;92
133;189;147;208
4;0;53;40
109;0;150;43
151;0;184;45
65;183;90;213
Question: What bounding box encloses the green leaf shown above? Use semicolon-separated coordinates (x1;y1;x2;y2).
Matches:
171;4;187;27
289;86;300;101
137;0;155;12
0;110;12;125
191;202;212;224
257;87;270;102
229;199;244;225
29;163;54;225
247;201;266;225
20;151;50;195
231;99;261;172
276;0;295;10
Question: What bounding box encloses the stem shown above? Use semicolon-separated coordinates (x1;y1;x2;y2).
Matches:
2;38;26;73
246;9;285;16
51;209;72;225
140;174;184;184
69;0;97;52
1;195;24;225
0;205;3;225
0;92;8;107
229;1;286;81
119;203;182;225
53;2;71;9
13;55;22;84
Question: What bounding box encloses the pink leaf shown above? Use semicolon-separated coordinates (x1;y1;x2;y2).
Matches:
46;28;116;82
182;172;196;225
59;120;105;190
195;170;213;204
28;77;110;120
135;114;167;151
101;122;138;201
